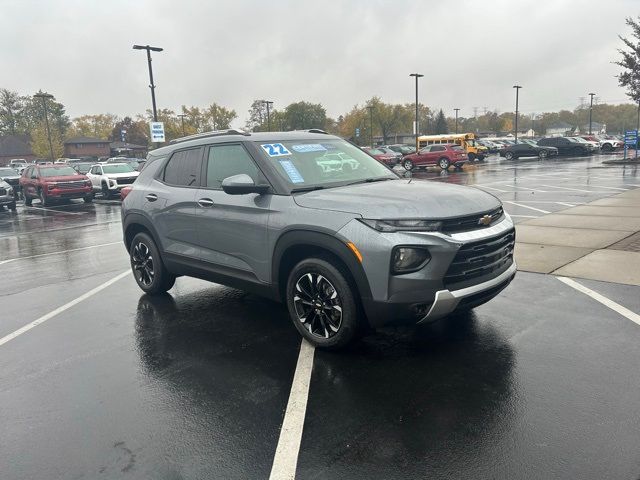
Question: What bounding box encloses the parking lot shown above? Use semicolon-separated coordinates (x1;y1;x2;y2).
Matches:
2;153;640;479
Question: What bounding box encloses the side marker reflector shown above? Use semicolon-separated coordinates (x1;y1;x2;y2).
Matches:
346;242;363;263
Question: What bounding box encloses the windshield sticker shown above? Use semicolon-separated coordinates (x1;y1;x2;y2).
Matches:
278;160;305;183
291;144;327;153
261;143;291;157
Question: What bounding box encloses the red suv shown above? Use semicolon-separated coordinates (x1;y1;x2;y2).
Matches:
362;147;398;166
402;144;468;170
20;164;93;206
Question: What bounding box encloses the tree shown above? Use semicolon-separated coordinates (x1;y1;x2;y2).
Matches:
434;109;448;134
30;123;63;158
246;100;269;131
615;16;640;104
67;114;119;139
283;101;327;131
0;89;25;135
365;97;412;144
338;105;368;145
204;103;237;130
111;116;149;146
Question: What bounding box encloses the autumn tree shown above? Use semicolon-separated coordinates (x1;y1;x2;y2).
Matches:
245;100;269;131
68;114;119;139
203;103;237;130
111;116;149;146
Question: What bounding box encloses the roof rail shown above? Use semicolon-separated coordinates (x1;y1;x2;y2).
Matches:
293;128;328;134
169;129;251;144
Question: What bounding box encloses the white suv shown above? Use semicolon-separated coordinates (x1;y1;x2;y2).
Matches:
86;162;139;198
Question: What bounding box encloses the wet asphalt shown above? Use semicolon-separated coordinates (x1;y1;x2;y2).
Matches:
1;153;640;479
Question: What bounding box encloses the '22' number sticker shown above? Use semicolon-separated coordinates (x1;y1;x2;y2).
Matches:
261;143;291;157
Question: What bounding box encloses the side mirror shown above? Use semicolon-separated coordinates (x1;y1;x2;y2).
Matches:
221;174;269;195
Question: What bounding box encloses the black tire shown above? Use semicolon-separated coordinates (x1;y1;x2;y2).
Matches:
601;143;612;152
468;153;476;162
403;159;414;171
130;232;176;295
538;150;548;159
24;194;32;206
102;183;111;198
38;188;49;206
286;256;361;350
83;193;94;203
438;157;451;170
504;151;514;160
9;202;16;211
477;155;485;161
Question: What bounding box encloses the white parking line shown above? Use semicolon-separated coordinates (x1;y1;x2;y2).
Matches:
503;201;551;214
0;270;130;347
24;206;84;215
509;214;539;218
269;340;315;480
557;277;640;326
555;202;576;207
540;184;613;193
497;184;548;193
0;241;122;265
586;185;630;191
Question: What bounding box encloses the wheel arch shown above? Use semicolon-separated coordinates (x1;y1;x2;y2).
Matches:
123;213;163;253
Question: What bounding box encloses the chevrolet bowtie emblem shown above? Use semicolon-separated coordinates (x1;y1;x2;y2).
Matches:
478;215;492;226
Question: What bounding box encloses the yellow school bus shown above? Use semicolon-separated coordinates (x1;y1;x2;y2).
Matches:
417;133;488;161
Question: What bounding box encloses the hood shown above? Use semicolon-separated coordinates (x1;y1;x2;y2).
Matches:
1;174;20;180
293;179;501;218
105;171;140;179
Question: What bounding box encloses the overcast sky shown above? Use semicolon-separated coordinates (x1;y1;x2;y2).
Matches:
0;0;637;127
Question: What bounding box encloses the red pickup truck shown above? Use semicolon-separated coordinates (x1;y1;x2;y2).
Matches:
401;144;468;170
20;164;94;206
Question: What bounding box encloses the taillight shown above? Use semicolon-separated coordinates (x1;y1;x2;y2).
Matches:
120;186;133;200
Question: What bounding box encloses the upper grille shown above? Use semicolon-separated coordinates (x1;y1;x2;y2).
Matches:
444;228;515;287
441;207;504;234
58;181;86;189
116;177;136;185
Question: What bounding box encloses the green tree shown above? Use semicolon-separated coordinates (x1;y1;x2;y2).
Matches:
0;89;25;135
434;109;448;134
365;97;412;144
111;116;149;146
245;100;269;131
68;114;119;139
283;101;326;130
615;16;640;104
204;103;237;130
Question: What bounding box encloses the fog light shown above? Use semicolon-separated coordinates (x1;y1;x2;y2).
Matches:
391;247;430;274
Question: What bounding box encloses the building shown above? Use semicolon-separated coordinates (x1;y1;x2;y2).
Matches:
109;141;148;158
0;134;36;166
63;136;111;158
581;122;606;134
545;121;577;137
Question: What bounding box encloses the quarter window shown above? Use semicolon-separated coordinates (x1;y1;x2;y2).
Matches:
205;144;260;189
163;148;202;187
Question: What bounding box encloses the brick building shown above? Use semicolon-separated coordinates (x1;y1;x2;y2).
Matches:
63;136;111;158
0;134;36;166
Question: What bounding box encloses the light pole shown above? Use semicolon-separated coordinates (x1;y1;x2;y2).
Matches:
177;114;187;136
132;44;163;122
262;100;274;131
367;105;374;146
409;73;424;151
454;108;460;134
33;93;54;161
588;92;596;134
513;85;522;142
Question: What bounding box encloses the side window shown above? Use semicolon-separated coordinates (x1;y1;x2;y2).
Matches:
205;144;260;189
431;145;445;152
419;146;431;153
163;148;202;187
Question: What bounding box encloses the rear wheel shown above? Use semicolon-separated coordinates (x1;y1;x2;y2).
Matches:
403;159;414;171
538;150;548;159
130;232;176;294
438;157;451;170
601;143;612;152
468;153;476;162
504;151;514;160
286;256;361;349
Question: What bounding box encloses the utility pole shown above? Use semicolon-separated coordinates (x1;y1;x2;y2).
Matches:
409;73;424;151
132;44;163;122
454;108;460;134
33;93;54;161
262;100;274;131
588;92;596;134
367;105;374;146
513;85;522;143
177;114;187;136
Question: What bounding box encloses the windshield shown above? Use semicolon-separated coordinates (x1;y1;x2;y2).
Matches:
366;148;385;155
40;166;78;177
0;168;18;175
103;164;135;174
566;137;580;143
521;139;537;146
572;137;588;143
75;164;93;173
257;139;397;190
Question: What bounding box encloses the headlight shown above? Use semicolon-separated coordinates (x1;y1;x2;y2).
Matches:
391;247;431;274
47;183;56;191
359;218;442;232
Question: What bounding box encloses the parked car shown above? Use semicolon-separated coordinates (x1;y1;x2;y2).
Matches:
477;139;500;153
107;156;145;171
122;130;515;349
502;140;558;160
376;147;403;164
20;164;93;206
9;159;28;171
593;135;623;152
401;144;468;170
0;179;17;211
86;162;140;198
0;166;22;198
362;147;399;166
384;144;416;156
70;162;94;175
537;136;593;156
572;136;600;151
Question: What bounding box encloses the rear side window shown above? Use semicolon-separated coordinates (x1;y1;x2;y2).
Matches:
205;144;260;189
163;148;202;186
431;145;446;152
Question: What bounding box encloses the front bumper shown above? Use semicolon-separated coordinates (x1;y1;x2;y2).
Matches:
46;188;92;199
0;194;16;205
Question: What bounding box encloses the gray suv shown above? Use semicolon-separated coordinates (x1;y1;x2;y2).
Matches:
122;130;516;349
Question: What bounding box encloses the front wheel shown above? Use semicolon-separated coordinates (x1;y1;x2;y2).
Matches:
438;157;451;169
403;159;414;171
24;194;32;206
538;150;548;159
38;188;49;206
504;152;514;160
286;257;361;349
468;153;476;162
130;232;176;295
83;193;94;203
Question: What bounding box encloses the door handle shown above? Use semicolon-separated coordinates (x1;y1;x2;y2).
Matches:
145;193;158;202
197;198;214;208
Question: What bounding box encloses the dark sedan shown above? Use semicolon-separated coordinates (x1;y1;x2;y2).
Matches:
502;140;558;160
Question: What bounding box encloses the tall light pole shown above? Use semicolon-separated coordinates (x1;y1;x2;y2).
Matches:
33;93;54;161
454;108;460;134
177;114;187;136
409;73;424;151
133;44;163;122
588;92;596;134
367;105;374;146
262;100;274;131
513;85;522;143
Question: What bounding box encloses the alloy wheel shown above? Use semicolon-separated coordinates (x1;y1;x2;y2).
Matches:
131;241;155;286
293;273;343;339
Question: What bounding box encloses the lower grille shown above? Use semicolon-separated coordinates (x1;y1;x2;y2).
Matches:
116;177;136;185
444;229;515;287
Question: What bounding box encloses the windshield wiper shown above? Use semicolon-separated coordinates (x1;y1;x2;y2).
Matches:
290;185;326;193
345;177;394;186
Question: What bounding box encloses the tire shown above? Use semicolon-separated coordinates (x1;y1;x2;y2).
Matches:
403;159;414;171
504;151;514;160
601;144;612;152
83;193;94;203
468;153;476;162
538;150;548;159
286;256;361;350
38;188;49;206
130;232;176;295
102;183;111;198
438;157;451;170
9;202;16;211
24;194;32;206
